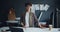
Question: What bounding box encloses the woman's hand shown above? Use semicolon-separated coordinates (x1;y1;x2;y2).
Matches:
21;22;25;27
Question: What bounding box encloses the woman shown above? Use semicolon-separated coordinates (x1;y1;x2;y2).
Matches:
8;8;16;20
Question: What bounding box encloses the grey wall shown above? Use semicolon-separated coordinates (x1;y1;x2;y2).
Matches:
12;0;56;22
0;0;56;22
